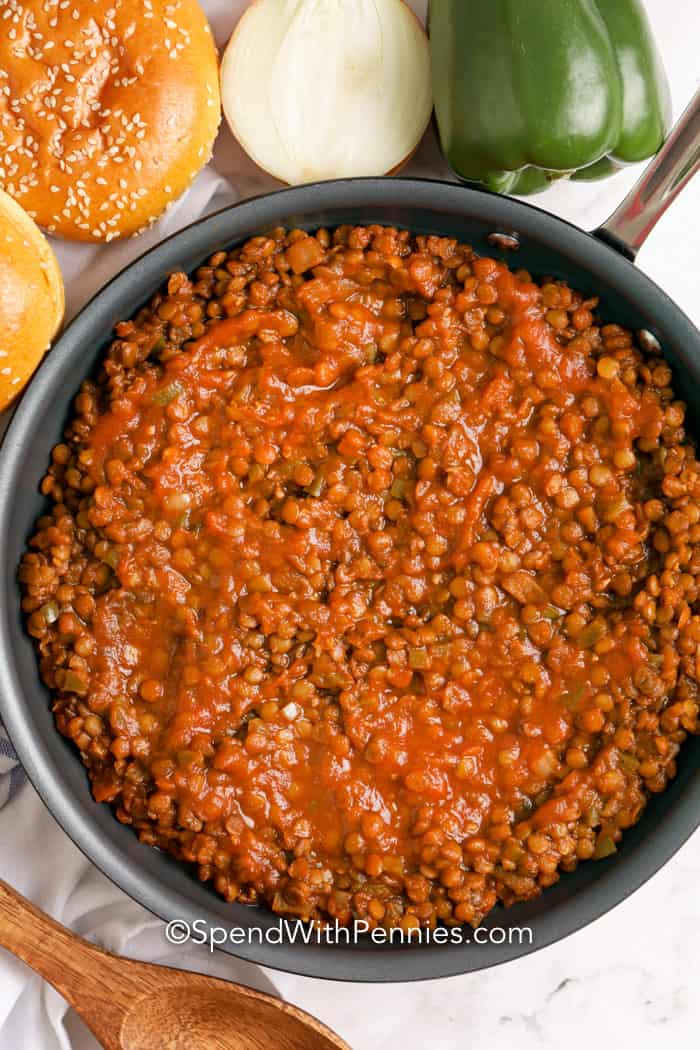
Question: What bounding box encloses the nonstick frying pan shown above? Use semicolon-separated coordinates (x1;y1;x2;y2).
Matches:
0;93;698;982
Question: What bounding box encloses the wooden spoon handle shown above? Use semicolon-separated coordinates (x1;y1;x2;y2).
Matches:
0;878;134;1042
0;879;352;1050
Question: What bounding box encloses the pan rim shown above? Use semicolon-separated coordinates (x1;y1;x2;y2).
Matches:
1;176;699;982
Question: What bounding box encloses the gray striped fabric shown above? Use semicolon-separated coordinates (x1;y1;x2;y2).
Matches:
0;725;23;809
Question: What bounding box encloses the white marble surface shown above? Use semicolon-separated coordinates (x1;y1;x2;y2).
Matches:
2;1;699;1048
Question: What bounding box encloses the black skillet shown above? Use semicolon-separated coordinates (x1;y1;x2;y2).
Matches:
0;92;698;982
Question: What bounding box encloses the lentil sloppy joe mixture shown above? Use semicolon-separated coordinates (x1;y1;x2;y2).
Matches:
20;225;700;931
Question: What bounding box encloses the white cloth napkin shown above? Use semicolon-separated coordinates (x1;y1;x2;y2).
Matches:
0;1;698;1048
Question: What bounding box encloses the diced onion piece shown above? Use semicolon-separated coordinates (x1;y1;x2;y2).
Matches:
220;0;432;184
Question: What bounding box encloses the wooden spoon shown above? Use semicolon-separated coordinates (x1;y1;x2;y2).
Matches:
0;879;350;1050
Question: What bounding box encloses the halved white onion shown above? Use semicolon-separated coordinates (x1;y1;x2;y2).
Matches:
221;0;432;184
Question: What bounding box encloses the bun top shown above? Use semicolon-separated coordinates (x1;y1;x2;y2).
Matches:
0;188;65;410
0;0;221;242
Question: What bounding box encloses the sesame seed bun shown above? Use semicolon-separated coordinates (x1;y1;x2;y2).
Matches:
0;0;221;242
0;189;65;410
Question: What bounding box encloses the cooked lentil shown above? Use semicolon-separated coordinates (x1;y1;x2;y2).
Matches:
20;225;700;930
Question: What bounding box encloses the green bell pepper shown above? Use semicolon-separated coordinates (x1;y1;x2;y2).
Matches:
430;0;671;195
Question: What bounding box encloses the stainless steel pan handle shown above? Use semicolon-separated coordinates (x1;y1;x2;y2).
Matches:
595;87;700;261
